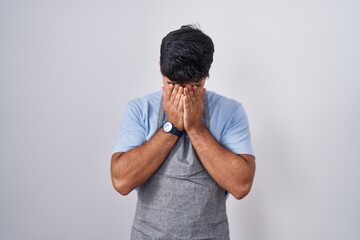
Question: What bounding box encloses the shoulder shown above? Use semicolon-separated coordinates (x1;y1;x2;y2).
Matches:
127;91;162;107
206;90;244;115
122;91;162;128
126;91;161;112
206;91;249;141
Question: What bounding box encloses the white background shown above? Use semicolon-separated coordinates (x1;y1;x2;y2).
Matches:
1;0;359;239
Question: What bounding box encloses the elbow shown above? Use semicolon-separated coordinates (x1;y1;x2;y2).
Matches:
232;182;253;200
110;153;133;196
232;156;256;200
110;167;133;196
111;177;133;196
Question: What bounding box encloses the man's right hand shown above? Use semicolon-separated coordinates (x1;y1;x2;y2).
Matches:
162;84;184;130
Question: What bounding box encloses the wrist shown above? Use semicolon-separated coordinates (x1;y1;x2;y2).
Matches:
185;123;206;136
163;121;184;137
165;118;183;131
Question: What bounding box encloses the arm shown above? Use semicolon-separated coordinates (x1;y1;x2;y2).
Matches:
111;84;185;195
183;86;256;200
111;130;179;195
186;127;255;199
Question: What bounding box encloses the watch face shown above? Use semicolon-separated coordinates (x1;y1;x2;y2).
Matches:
163;121;173;133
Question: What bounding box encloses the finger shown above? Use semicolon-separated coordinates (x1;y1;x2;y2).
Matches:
192;85;199;102
178;93;184;111
184;86;188;96
183;95;190;112
183;87;190;104
183;87;189;100
174;86;183;108
183;86;191;106
197;86;206;102
188;85;196;105
165;84;173;102
170;84;179;103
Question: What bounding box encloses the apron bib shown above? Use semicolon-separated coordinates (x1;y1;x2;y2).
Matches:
131;94;229;240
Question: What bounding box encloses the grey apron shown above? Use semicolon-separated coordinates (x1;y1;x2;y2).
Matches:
131;95;229;240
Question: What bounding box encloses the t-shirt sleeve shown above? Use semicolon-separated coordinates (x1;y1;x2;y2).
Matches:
112;100;147;154
221;103;254;156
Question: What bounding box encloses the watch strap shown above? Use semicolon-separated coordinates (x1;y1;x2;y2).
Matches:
170;126;183;137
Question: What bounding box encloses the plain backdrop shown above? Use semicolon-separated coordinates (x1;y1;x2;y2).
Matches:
1;0;359;239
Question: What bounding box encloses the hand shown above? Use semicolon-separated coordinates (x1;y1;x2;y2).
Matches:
183;85;206;132
162;84;184;130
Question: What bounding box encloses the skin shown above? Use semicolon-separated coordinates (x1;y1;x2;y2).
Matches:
111;76;256;199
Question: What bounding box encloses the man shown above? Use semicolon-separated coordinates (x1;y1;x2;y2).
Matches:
111;25;256;239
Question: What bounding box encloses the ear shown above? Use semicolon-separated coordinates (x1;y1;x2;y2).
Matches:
201;78;207;88
162;76;170;87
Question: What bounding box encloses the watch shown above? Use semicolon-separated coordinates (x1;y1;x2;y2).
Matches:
162;121;183;137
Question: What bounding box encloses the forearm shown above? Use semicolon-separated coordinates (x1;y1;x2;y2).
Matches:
111;129;178;195
187;126;256;199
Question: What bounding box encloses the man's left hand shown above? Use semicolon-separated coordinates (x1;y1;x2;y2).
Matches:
183;85;206;132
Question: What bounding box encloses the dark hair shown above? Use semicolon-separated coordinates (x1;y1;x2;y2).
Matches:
160;25;214;83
